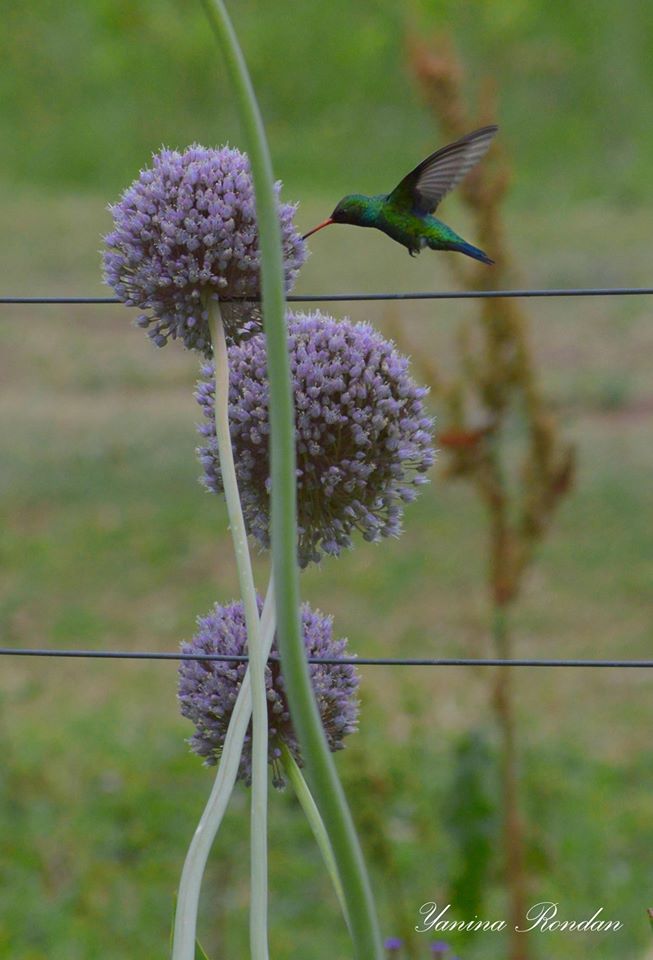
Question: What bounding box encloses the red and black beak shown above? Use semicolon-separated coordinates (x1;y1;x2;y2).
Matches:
302;217;333;240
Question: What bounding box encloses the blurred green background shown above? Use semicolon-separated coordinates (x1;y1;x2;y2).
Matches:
1;2;652;959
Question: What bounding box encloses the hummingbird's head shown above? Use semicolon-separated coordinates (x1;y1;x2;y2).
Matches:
302;194;370;240
330;194;369;226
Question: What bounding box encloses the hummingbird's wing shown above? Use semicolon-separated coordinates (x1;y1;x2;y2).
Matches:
388;125;498;215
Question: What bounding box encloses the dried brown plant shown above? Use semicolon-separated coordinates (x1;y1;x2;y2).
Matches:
395;35;576;960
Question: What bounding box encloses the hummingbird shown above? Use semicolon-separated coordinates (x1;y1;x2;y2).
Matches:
303;125;498;264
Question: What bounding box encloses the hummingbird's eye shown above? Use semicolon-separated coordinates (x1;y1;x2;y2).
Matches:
331;200;350;222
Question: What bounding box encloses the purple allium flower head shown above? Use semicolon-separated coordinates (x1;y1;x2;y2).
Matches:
196;311;435;566
178;598;359;787
384;937;404;953
103;145;307;354
430;942;450;957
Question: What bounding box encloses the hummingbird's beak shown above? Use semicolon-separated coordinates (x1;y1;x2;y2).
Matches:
302;218;333;240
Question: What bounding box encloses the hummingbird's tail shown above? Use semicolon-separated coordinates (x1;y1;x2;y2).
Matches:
423;220;494;264
451;240;494;265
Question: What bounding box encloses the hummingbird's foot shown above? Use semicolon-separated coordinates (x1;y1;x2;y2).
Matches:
408;248;419;258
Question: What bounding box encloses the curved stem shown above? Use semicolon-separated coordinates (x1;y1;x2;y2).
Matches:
171;569;274;956
199;3;382;957
208;301;269;960
279;743;349;930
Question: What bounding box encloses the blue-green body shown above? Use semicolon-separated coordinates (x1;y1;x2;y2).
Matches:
332;193;492;264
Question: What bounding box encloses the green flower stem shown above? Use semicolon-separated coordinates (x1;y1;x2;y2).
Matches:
200;2;382;957
207;300;269;960
172;577;276;960
279;743;349;930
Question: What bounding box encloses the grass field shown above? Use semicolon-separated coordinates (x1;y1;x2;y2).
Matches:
3;1;653;205
1;174;652;959
2;4;653;957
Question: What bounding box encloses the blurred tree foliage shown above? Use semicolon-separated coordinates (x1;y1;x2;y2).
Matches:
2;0;652;203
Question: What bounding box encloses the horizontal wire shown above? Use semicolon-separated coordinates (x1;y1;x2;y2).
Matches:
0;647;652;668
2;287;653;306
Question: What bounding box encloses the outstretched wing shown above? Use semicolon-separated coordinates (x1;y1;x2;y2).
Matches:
387;125;498;215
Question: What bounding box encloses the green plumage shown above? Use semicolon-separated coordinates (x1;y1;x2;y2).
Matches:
303;126;498;265
343;194;482;259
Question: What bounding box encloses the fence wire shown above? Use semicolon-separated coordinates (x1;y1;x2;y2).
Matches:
2;286;653;304
2;284;650;670
0;648;652;668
